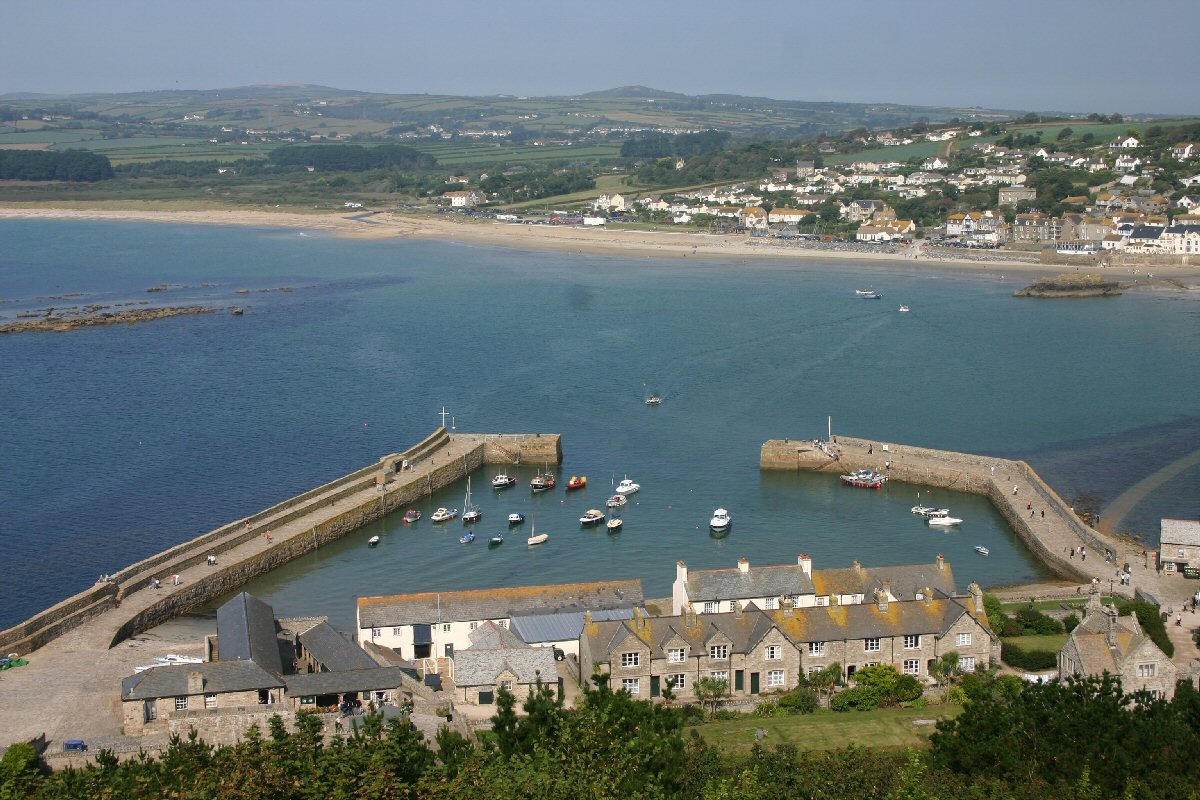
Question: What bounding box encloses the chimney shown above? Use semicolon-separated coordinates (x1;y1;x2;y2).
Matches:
874;588;888;612
783;596;794;617
737;558;750;574
798;554;813;577
734;601;743;619
676;560;688;584
584;610;593;626
187;670;204;696
922;587;933;605
853;560;863;572
937;553;945;571
633;607;648;631
968;582;983;615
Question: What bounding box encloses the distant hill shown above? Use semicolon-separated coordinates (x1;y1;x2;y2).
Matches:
579;86;692;100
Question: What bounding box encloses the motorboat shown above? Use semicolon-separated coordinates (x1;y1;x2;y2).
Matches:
840;470;887;488
492;472;517;489
615;476;640;495
368;535;381;546
530;471;556;492
974;545;990;556
402;509;421;524
489;534;504;546
911;505;950;518
580;509;606;526
459;531;475;544
606;517;623;533
927;516;964;527
855;289;876;296
709;508;732;532
154;654;203;665
859;291;882;300
430;507;458;523
645;394;662;406
507;513;525;525
606;494;627;508
898;305;911;312
566;475;587;490
461;478;481;524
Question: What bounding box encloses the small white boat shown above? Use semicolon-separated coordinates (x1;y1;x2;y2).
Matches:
911;505;950;518
859;291;882;300
492;473;517;489
709;508;731;532
154;654;203;665
855;289;875;296
615;476;640;495
368;535;381;546
927;516;963;527
580;509;606;526
461;478;481;524
606;517;623;532
606;494;627;508
898;305;910;313
974;545;990;556
507;513;525;525
645;394;662;406
430;507;457;523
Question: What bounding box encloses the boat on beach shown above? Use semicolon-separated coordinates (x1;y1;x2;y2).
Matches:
841;470;887;488
616;476;640;495
580;509;606;526
911;505;950;518
566;475;587;490
403;509;421;524
928;516;963;527
974;545;990;556
430;507;458;523
709;508;731;532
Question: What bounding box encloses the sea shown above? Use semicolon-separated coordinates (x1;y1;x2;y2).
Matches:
2;220;1199;631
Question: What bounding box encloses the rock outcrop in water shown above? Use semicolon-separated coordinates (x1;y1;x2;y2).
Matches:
0;305;219;334
1014;272;1123;297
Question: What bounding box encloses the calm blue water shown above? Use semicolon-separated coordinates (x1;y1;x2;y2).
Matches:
3;220;1198;630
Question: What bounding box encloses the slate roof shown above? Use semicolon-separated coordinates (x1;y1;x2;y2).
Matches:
122;661;282;701
1161;519;1200;548
216;593;284;675
357;580;643;628
685;564;814;603
283;666;409;697
510;608;634;644
811;562;956;602
1063;600;1145;676
298;622;379;672
1129;225;1163;240
454;622;558;688
584;598;988;660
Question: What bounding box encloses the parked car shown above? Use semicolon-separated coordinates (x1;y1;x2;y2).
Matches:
63;740;87;752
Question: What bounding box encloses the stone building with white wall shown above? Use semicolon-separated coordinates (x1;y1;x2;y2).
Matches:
1058;592;1179;700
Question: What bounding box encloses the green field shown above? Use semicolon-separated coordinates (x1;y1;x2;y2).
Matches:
830;139;946;164
1001;633;1068;651
697;705;961;754
1001;118;1200;143
408;141;622;167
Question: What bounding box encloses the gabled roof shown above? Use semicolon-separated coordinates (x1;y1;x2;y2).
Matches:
585;609;787;660
283;666;409;697
358;580;643;628
1161;519;1200;547
216;593;283;675
298;622;379;672
812;561;956;601
684;563;814;603
510;608;633;644
454;621;557;688
122;661;282;701
1061;597;1167;678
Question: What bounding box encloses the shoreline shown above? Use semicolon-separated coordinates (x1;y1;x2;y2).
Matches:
3;205;1197;284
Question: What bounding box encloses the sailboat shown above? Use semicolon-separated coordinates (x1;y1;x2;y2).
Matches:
527;517;548;546
461;478;481;524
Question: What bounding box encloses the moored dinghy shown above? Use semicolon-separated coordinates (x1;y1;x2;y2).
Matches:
606;517;623;533
974;545;990;556
368;535;380;546
928;516;963;527
489;533;504;546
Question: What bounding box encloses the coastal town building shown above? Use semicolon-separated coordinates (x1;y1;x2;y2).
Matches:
767;207;813;225
444;190;485;207
1158;519;1200;575
583;587;997;701
452;621;559;706
356;580;643;662
671;555;956;616
1058;592;1178;699
998;186;1037;206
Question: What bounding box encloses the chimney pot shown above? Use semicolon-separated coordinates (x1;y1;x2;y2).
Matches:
937;553;945;570
853;560;862;572
187;670;204;696
738;558;750;574
798;554;813;577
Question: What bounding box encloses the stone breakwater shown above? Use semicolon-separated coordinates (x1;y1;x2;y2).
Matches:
0;429;561;656
0;305;219;334
761;436;1131;589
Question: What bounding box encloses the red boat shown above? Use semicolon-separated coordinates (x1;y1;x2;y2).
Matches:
566;475;587;490
840;470;887;489
402;509;421;523
530;472;557;492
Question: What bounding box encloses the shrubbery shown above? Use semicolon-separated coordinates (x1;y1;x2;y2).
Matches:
831;665;923;712
1000;642;1058;671
831;685;880;712
775;687;818;715
1116;600;1174;658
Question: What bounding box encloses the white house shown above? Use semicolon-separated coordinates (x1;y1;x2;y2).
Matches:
922;156;950;171
1171;143;1198;160
1114;155;1143;172
1109;136;1141;150
444;190;485;207
768;207;813;225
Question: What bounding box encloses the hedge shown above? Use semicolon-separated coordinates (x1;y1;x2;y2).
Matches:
1000;642;1058;671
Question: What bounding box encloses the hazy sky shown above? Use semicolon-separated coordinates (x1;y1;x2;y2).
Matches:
3;0;1192;114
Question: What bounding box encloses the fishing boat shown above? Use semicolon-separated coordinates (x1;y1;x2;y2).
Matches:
461;478;481;524
606;494;627;508
507;513;525;525
615;476;640;495
709;508;732;532
928;516;964;527
527;520;548;546
459;531;475;544
566;475;587;490
645;394;662;406
530;468;556;492
430;507;458;523
855;289;876;296
489;534;504;546
402;509;421;524
898;305;911;313
840;470;887;488
974;545;990;556
580;509;606;526
491;472;517;489
368;535;380;546
606;517;623;533
911;505;950;518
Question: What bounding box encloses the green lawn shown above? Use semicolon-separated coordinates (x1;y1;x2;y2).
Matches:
1001;633;1067;651
697;705;961;754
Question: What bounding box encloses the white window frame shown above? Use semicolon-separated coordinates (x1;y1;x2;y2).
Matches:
765;644;782;661
709;644;729;660
767;670;785;687
864;637;881;652
175;696;188;711
500;680;513;692
956;632;972;647
204;693;217;709
469;622;478;631
1137;663;1156;678
960;656;976;672
667;647;686;664
392;627;403;636
621;678;640;695
727;601;737;612
815;596;829;606
709;670;729;682
668;673;686;690
703;602;718;614
808;641;825;656
807;665;823;675
902;659;920;676
764;596;778;610
371;628;381;638
443;623;451;632
621;652;640;667
903;634;921;650
498;620;507;629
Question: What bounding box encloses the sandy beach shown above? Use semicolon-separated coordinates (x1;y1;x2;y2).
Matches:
2;205;1198;283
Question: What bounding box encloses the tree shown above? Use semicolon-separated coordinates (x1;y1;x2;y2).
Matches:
1057;127;1074;141
929;652;962;687
490;686;520;757
804;663;841;704
695;677;729;716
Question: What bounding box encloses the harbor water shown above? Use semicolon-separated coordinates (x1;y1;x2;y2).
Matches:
2;220;1198;630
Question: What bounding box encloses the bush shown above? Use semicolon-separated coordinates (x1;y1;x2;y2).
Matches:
944;685;968;705
1001;617;1022;637
831;685;881;712
710;709;741;721
1015;605;1065;635
893;675;924;703
1116;600;1174;658
776;687;819;715
679;704;706;725
753;701;780;718
852;664;923;706
1063;613;1080;633
1000;642;1058;671
983;592;1006;624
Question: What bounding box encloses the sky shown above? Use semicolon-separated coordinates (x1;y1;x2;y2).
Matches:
3;0;1193;115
